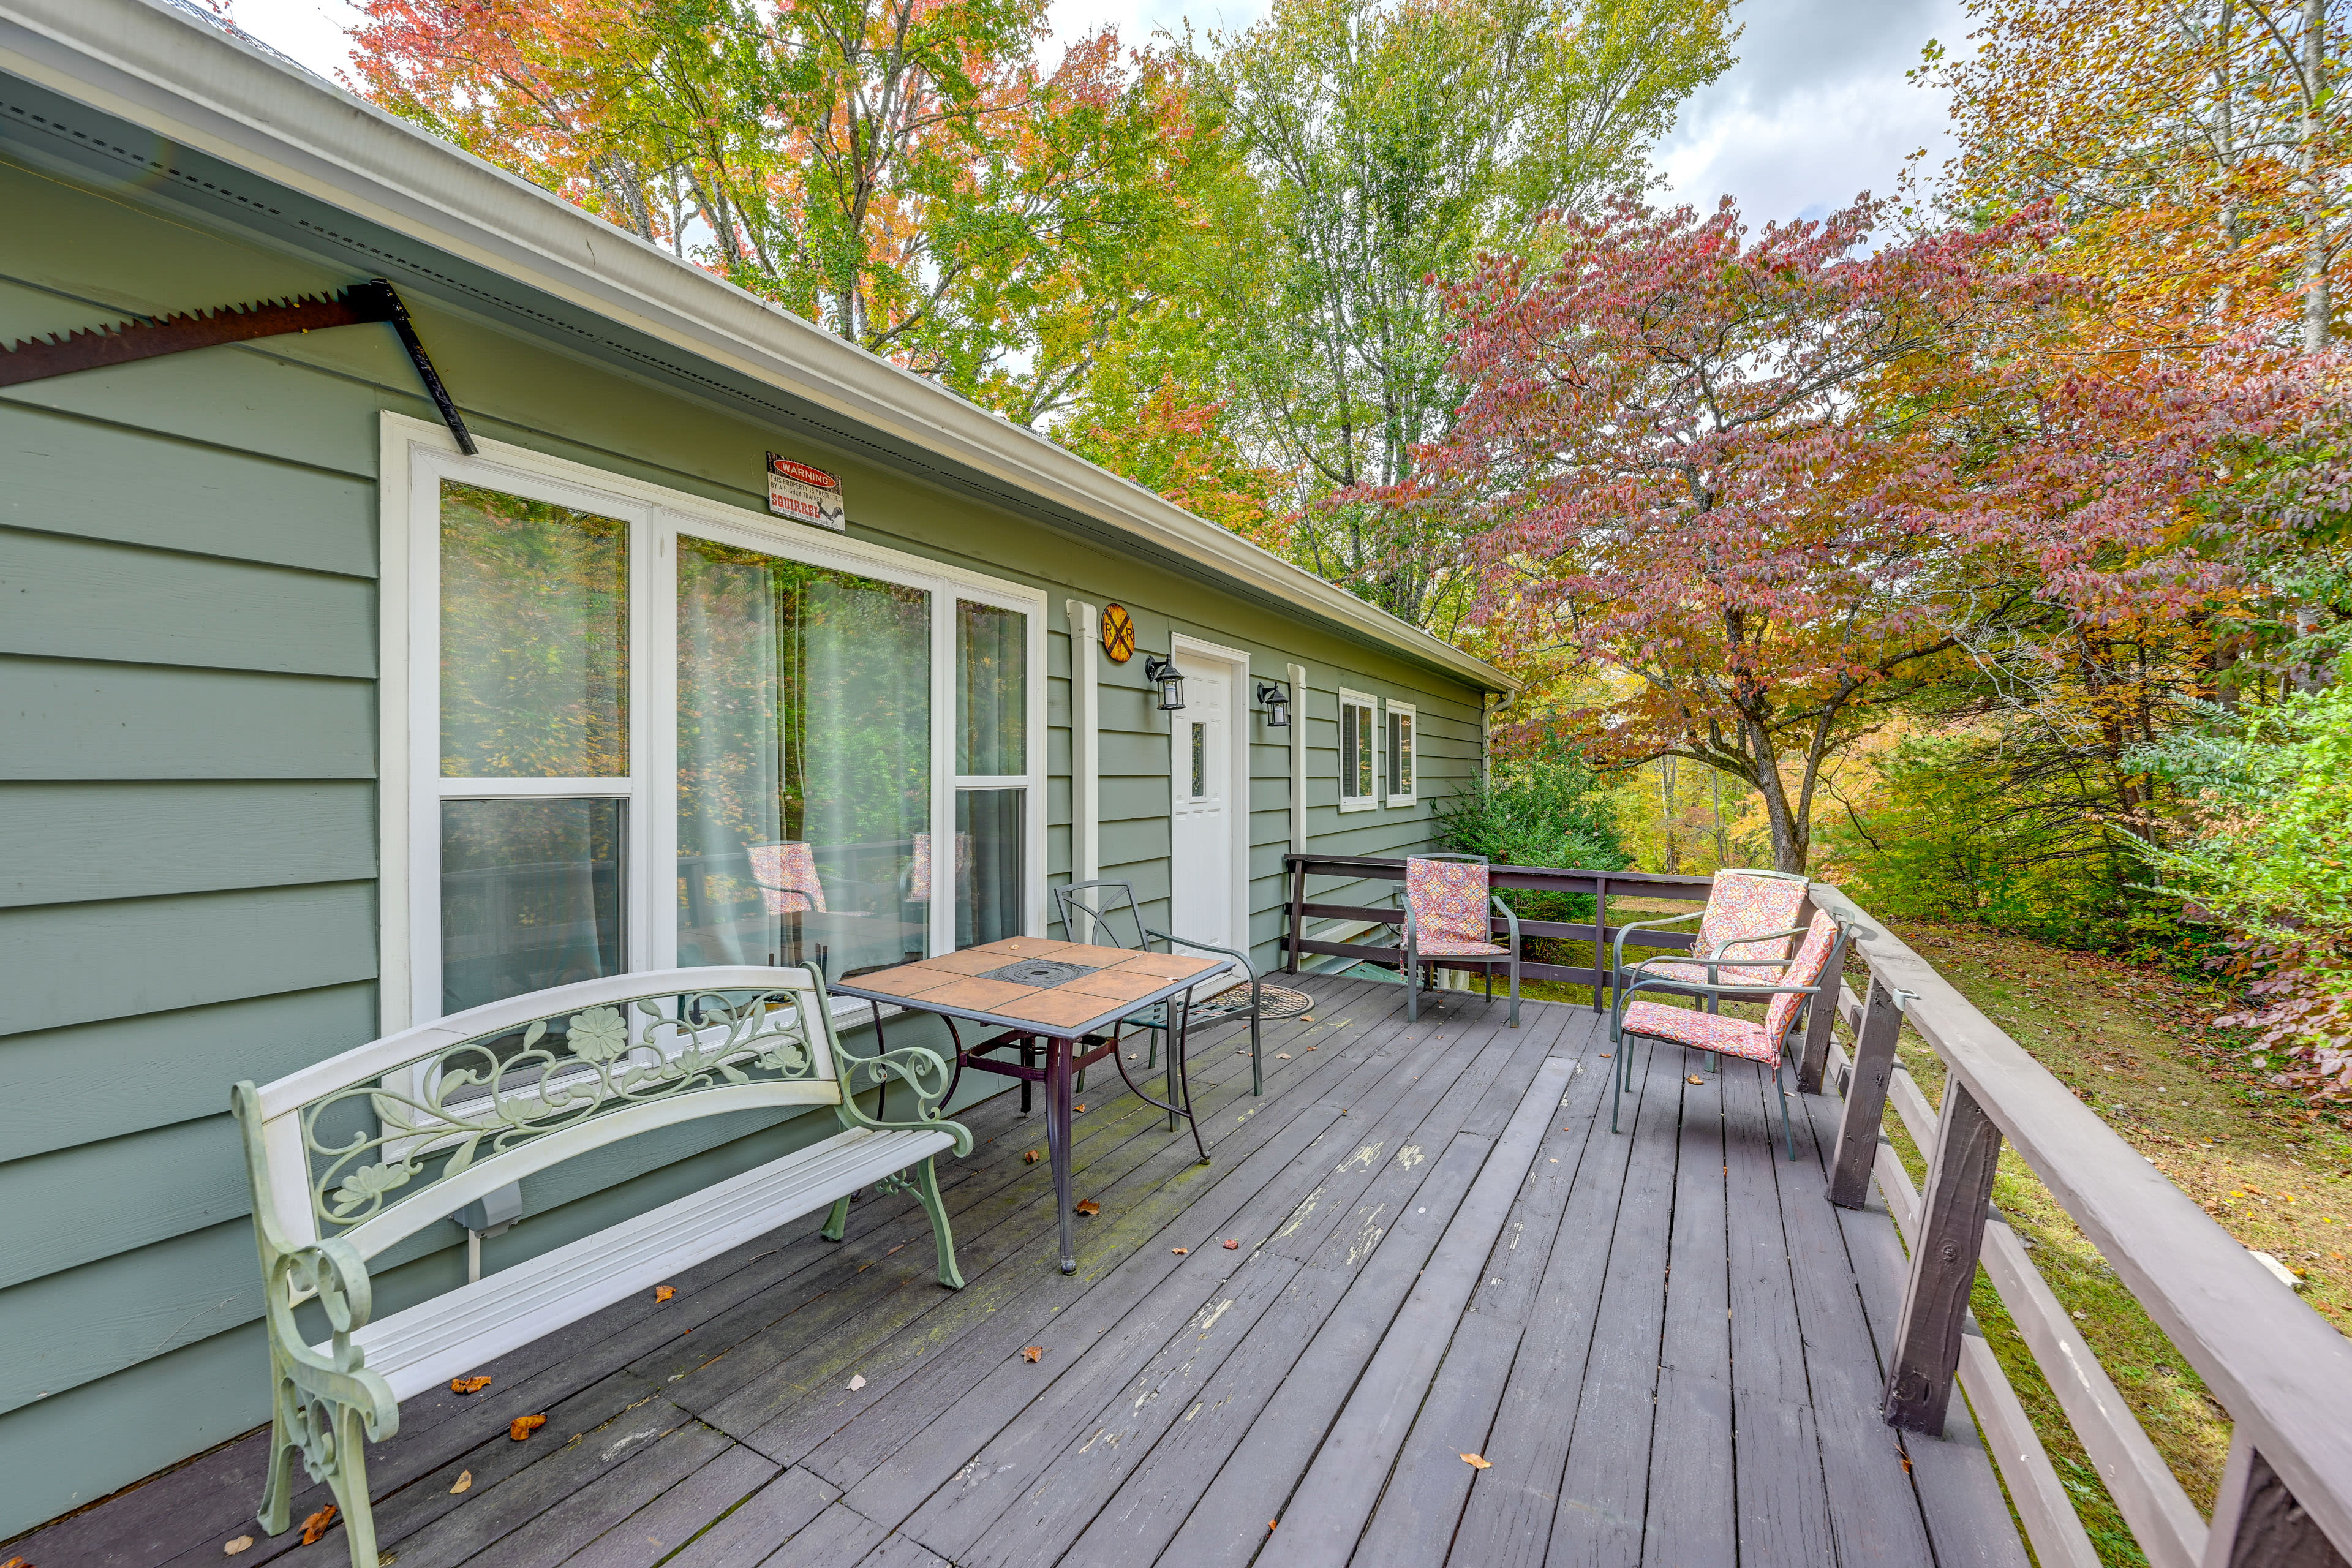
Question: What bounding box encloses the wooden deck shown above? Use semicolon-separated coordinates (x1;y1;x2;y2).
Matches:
23;975;2030;1568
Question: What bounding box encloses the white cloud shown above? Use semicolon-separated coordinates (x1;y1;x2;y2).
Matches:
1657;0;1966;226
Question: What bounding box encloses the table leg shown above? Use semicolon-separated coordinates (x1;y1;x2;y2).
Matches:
1049;1034;1077;1273
1174;985;1209;1164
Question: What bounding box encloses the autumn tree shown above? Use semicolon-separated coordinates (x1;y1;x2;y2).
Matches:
1396;195;2315;873
350;0;1226;422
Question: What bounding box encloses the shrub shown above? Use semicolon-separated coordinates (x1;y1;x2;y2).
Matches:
1435;744;1630;963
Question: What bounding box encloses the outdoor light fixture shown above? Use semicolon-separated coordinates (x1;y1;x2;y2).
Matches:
1144;654;1186;712
1256;680;1291;728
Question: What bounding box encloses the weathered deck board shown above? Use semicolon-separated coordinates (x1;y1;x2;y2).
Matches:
20;974;2030;1568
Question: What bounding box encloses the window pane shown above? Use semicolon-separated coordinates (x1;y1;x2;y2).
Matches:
956;788;1023;947
958;601;1027;777
440;481;628;778
1398;714;1414;794
441;797;624;1015
676;537;931;975
1341;704;1358;799
1191;720;1207;799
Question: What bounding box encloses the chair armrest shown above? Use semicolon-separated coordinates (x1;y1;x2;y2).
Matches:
1710;922;1809;959
1611;972;1826;1032
1611;910;1703;978
1489;895;1519;945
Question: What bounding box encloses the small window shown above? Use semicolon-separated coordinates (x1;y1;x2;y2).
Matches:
1190;720;1207;800
1338;689;1376;812
1385;703;1415;805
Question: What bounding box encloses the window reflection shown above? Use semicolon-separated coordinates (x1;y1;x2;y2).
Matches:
956;788;1024;946
676;537;931;975
440;482;628;778
440;797;625;1016
958;601;1026;777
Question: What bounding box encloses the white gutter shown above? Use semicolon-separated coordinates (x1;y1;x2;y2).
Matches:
0;0;1516;697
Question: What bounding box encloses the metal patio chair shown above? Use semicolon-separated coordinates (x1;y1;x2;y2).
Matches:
1054;878;1268;1110
1400;853;1520;1027
1608;865;1810;1009
1610;908;1847;1159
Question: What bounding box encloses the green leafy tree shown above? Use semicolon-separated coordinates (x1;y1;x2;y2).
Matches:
1174;0;1737;627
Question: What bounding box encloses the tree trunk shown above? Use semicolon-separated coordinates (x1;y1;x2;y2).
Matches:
1742;714;1809;874
2303;0;2332;353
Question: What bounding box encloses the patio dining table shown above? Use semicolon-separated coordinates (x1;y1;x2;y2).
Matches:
831;936;1233;1273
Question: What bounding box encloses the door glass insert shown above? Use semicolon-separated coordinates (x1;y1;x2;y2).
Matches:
957;601;1027;777
440;481;629;778
440;796;624;1016
956;788;1024;946
1191;721;1207;799
675;537;931;975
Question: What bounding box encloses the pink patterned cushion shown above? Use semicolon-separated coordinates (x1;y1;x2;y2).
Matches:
1620;1000;1777;1063
1762;910;1840;1043
746;841;826;915
1645;959;1784;988
1415;936;1509;957
1696;869;1808;965
1406;858;1493;946
908;832;932;903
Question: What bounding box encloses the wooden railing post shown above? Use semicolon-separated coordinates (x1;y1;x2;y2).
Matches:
1828;974;1905;1208
1286;856;1306;975
1591;875;1608;1013
2203;1437;2351;1568
1883;1078;2004;1434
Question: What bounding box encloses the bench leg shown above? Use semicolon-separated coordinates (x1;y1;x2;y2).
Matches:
820;1194;850;1242
911;1155;965;1289
261;1362;383;1568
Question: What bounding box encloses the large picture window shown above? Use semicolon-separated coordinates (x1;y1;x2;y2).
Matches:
386;422;1046;1031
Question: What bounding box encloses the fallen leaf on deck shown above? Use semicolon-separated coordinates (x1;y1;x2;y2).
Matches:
1461;1453;1493;1469
300;1505;338;1544
1306;1046;1316;1050
1075;1200;1101;1216
1223;1239;1240;1250
654;1285;676;1303
448;1470;472;1494
224;1539;254;1555
848;1374;867;1392
1172;1246;1189;1255
450;1376;492;1394
509;1415;547;1441
1075;1104;1086;1112
1275;1053;1291;1060
1023;1346;1044;1363
1024;1150;1041;1164
1599;1053;1611;1059
1687;1075;1705;1085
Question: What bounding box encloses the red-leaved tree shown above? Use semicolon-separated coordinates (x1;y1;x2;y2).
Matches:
1383;194;2321;872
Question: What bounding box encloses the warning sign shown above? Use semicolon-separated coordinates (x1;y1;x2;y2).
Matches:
766;453;846;532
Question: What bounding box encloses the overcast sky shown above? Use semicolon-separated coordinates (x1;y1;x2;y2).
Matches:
225;0;1965;227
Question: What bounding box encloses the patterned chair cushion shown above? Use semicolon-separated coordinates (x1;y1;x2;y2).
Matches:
1406;858;1494;947
1643;958;1784;988
746;841;826;915
1695;869;1808;965
1762;910;1841;1044
1619;1000;1777;1063
1415;935;1509;957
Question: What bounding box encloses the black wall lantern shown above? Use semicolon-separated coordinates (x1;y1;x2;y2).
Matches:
1256;680;1291;728
1144;654;1186;711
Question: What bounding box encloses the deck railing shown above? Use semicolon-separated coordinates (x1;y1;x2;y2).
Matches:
1281;855;2352;1568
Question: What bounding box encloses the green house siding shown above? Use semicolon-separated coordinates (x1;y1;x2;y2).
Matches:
0;130;1493;1537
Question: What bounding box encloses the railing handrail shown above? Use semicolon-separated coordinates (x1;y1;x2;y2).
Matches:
1804;881;2352;1559
1281;854;2352;1562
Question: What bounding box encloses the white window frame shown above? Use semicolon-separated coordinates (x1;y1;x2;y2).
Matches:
377;412;1047;1037
1384;700;1417;807
1337;687;1378;813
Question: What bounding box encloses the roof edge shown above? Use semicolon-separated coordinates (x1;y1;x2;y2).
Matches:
0;0;1517;695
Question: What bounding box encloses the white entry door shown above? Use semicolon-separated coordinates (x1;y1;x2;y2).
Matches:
1169;662;1235;951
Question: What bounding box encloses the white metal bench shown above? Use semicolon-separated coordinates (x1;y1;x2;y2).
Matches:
230;965;968;1568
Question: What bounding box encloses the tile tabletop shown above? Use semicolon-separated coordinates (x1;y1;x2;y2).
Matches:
834;936;1229;1037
